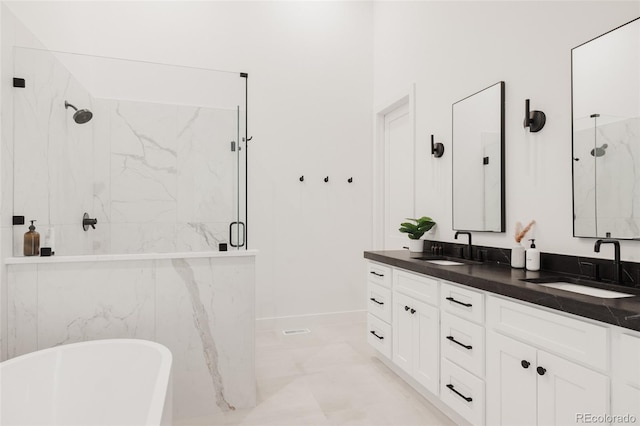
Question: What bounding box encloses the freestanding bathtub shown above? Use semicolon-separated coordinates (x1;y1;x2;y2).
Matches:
0;339;172;426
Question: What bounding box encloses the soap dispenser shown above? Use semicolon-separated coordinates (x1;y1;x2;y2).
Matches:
526;239;540;271
24;220;40;256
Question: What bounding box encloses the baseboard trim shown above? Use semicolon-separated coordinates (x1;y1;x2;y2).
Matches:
256;310;366;332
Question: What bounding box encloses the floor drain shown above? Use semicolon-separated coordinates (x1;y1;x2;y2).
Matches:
282;328;311;336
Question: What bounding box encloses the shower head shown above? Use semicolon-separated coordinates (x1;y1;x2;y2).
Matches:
590;143;608;157
64;100;93;124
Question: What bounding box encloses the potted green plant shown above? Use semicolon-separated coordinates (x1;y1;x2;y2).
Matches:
399;216;436;252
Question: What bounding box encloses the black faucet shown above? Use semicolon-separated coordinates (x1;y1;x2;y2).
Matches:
594;239;622;284
454;231;472;260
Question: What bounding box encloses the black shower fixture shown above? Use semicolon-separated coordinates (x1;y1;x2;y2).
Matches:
431;134;445;158
590;144;608;157
65;100;93;124
523;99;545;132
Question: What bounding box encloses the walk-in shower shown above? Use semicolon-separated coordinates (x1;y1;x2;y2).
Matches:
9;47;249;256
64;100;93;124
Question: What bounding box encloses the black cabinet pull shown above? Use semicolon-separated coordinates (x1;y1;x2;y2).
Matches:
446;335;472;350
410;308;416;314
446;384;473;402
446;297;472;308
521;360;530;369
369;298;384;305
370;330;384;340
404;305;410;311
537;366;546;376
370;271;384;277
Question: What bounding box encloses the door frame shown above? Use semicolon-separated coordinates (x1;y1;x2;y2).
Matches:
373;84;416;250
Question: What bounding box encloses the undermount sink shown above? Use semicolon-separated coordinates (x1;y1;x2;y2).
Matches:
409;255;478;266
520;277;635;299
425;260;465;266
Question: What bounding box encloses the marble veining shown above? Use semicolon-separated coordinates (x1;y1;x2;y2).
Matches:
186;222;224;248
171;258;235;412
52;302;147;347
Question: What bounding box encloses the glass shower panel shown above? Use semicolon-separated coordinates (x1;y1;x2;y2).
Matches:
12;47;247;255
573;114;639;238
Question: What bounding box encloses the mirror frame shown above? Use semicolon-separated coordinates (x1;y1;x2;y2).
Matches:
451;81;506;232
571;17;640;240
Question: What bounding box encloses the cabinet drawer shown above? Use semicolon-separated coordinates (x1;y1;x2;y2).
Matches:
441;281;484;324
441;358;485;426
487;295;608;371
366;261;392;288
367;282;392;323
394;269;439;306
441;311;485;378
367;313;391;358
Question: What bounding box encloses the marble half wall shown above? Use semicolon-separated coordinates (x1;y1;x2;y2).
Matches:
6;252;256;421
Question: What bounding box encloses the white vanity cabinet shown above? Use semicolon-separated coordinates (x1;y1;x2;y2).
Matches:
366;261;393;358
611;331;640;424
392;269;440;395
364;257;640;426
439;282;486;425
486;296;609;426
487;330;608;426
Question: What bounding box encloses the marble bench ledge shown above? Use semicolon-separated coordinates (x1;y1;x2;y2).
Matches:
4;250;259;265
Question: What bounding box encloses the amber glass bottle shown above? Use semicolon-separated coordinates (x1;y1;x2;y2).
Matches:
24;220;40;256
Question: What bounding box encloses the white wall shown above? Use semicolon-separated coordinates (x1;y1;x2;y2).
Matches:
3;1;374;322
373;1;640;261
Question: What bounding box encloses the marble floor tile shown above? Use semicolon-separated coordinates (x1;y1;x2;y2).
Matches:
175;321;454;426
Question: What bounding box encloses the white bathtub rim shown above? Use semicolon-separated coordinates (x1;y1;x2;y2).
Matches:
0;339;173;426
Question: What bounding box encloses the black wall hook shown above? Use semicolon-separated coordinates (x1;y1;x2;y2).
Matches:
299;175;304;182
524;99;546;132
431;134;445;158
348;177;353;183
324;176;329;183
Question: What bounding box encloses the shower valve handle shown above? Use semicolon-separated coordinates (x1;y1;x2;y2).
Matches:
82;213;98;231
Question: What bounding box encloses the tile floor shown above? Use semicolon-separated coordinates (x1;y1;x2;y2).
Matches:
177;320;455;425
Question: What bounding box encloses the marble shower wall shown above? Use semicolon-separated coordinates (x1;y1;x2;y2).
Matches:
7;254;256;420
12;47;239;256
574;117;640;238
12;47;95;256
94;99;237;255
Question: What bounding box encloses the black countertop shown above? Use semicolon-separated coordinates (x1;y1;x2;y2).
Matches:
364;250;640;332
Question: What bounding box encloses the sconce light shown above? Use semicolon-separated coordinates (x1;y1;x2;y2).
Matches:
431;134;445;158
523;99;546;132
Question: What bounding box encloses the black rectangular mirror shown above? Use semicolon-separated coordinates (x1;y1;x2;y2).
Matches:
452;81;505;232
572;17;640;239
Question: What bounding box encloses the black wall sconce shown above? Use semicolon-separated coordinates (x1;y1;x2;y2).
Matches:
431;134;444;158
523;99;546;132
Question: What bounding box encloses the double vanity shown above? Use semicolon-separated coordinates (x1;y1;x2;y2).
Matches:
364;250;640;426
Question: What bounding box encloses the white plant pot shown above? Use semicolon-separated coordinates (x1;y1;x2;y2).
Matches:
408;239;424;253
511;243;525;268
